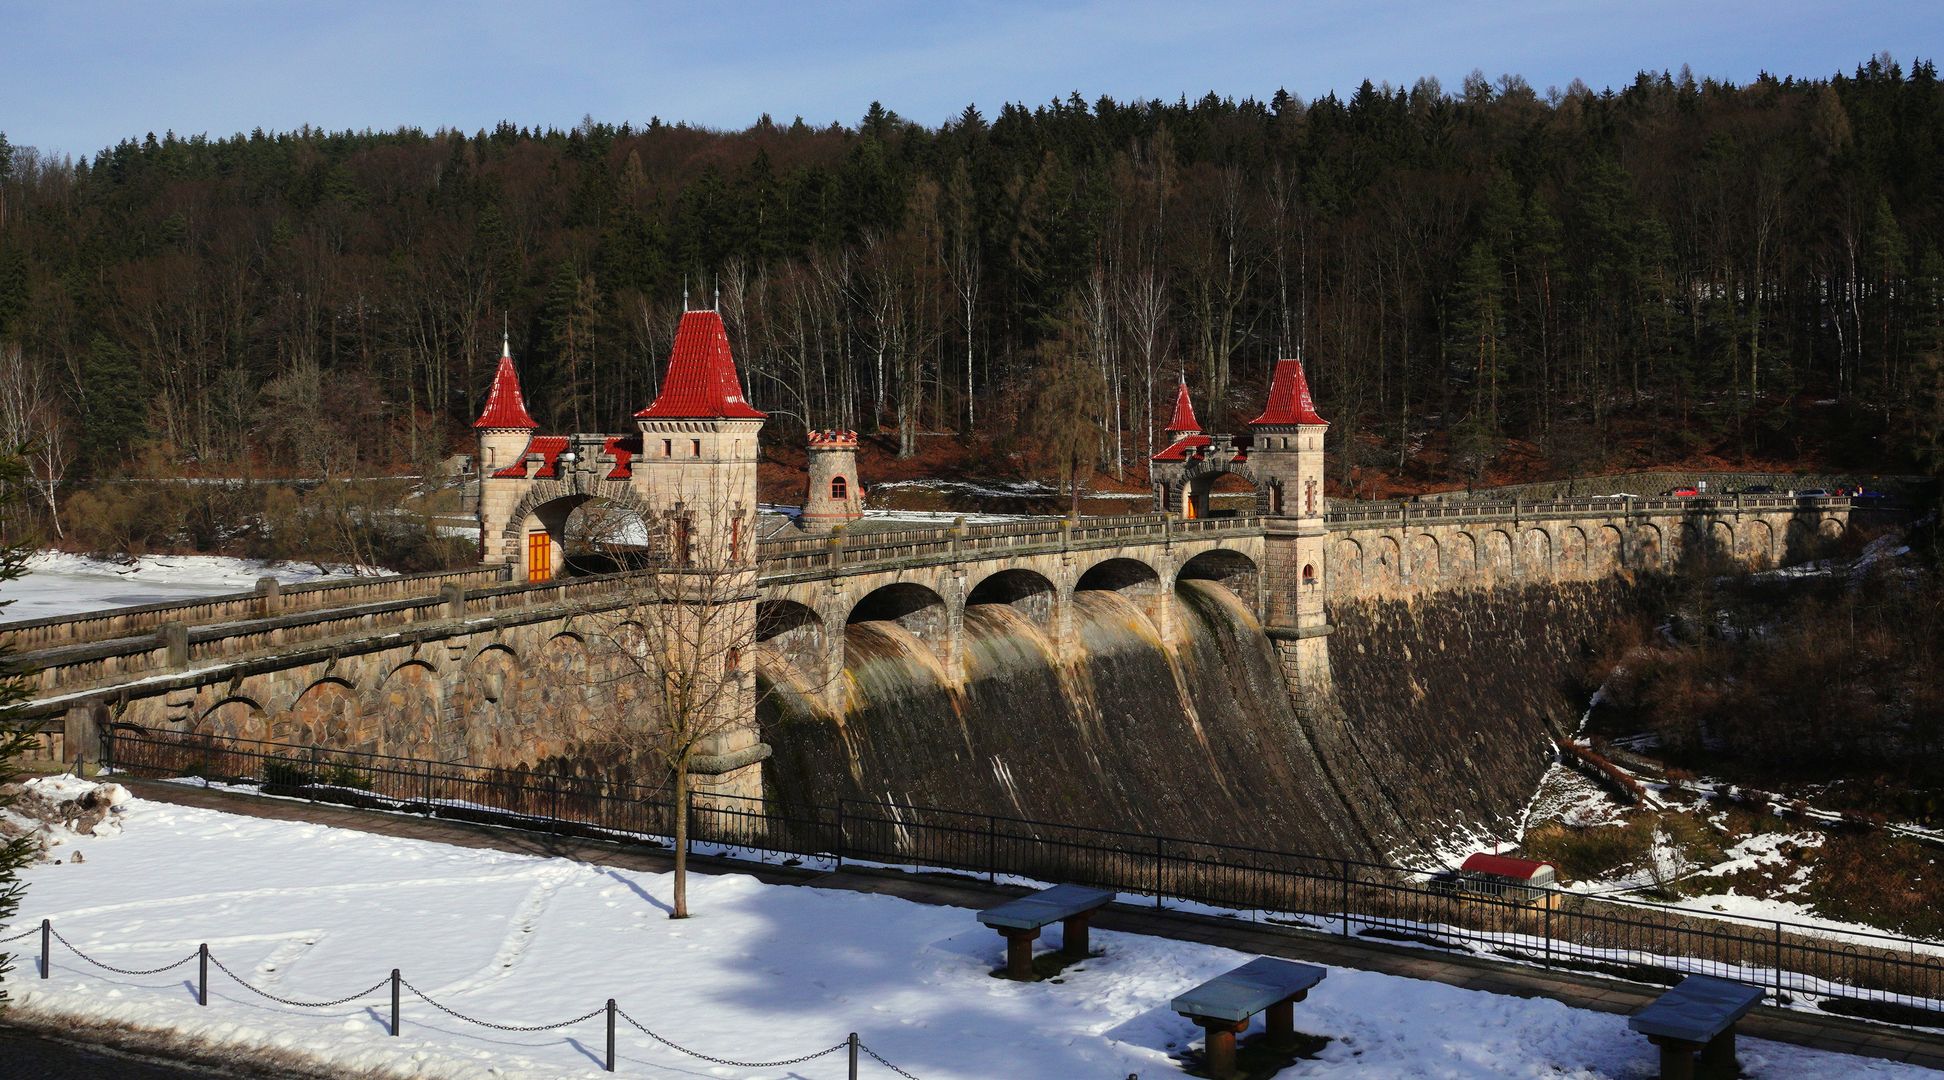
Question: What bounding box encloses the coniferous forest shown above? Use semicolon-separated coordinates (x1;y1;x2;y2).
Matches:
1;57;1942;518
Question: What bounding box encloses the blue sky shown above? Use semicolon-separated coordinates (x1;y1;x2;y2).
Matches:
4;1;1938;159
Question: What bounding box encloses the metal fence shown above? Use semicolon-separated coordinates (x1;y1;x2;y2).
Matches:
103;724;1944;1031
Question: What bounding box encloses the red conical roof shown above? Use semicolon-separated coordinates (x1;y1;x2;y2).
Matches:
1249;358;1327;427
636;311;767;421
1165;378;1200;434
474;336;538;430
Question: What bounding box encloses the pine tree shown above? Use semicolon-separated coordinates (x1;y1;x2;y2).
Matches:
1023;299;1109;516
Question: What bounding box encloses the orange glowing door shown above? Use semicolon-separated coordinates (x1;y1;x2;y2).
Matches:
526;531;553;583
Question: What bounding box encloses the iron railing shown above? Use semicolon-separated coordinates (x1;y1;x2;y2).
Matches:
102;723;1944;1031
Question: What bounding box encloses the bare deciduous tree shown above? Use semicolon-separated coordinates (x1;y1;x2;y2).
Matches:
0;342;71;537
559;490;768;920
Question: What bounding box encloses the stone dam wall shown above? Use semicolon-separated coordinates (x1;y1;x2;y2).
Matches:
758;574;1654;862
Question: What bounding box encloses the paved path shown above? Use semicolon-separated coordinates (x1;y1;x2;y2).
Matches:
0;1021;331;1079
122;778;1944;1072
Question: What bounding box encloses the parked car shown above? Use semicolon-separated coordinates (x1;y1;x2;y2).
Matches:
1665;487;1699;497
1797;488;1829;497
1739;484;1776;495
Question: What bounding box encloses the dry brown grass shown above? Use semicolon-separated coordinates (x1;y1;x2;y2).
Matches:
1807;831;1944;939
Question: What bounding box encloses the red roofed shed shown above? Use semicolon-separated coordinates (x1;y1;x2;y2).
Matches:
637;311;766;421
1457;853;1560;905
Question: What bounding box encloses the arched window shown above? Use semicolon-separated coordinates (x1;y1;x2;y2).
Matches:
1301;564;1317;587
831;475;849;500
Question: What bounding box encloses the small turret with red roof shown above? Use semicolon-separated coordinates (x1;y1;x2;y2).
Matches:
475;333;541;484
1248;357;1327;521
475;333;539;431
1164;377;1200;436
1151;377;1212;463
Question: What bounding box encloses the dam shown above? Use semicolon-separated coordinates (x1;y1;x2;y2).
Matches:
4;319;1861;862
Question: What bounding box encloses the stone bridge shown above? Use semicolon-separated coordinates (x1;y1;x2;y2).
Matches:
3;496;1855;794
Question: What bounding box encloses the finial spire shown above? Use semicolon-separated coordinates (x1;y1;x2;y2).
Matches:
501;314;510;359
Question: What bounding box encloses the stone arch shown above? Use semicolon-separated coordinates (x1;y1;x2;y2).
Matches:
1559;526;1589;577
199;696;266;742
1632;523;1664;569
1520;528;1552;579
1074;556;1163;594
1448;532;1479;581
848;581;950;639
1482;530;1514;581
1408;533;1440;587
1710;519;1736;562
1594;524;1624;571
1177;548;1260;607
757;598;826;660
1818;517;1843;540
1074;556;1169;641
376;661;441;758
285;677;368;750
966;568;1059;630
448;645;521;764
499;481;656;580
1179;462;1267;519
1366;535;1402;591
1745;519;1776;566
528;633;590;758
1328;538;1364;596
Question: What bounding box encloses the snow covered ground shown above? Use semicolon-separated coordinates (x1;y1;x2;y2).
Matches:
3;788;1932;1079
0;553;365;623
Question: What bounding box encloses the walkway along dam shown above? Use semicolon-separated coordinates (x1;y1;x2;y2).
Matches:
4;318;1867;861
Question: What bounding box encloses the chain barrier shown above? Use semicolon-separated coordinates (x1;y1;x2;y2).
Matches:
861;1043;924;1079
49;927;199;976
401;976;606;1033
28;916;920;1075
616;1006;850;1069
207;952;391;1009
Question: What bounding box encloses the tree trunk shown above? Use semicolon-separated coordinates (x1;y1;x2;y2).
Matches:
672;765;690;919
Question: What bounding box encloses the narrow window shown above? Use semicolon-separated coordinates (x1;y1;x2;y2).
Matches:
729;517;743;561
672;517;692;567
483;447;495;467
831;475;848;500
1302;564;1317;588
692;438;702;457
662;439;672;458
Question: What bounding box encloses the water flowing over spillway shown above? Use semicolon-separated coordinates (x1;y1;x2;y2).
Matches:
759;577;1647;862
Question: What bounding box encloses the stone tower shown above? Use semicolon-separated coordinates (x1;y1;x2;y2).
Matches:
802;430;863;529
1250;358;1333;713
632;310;767;565
473;334;541;568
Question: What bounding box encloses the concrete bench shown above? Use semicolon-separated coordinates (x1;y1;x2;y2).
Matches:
976;884;1116;979
1628;975;1764;1080
1170;957;1327;1079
